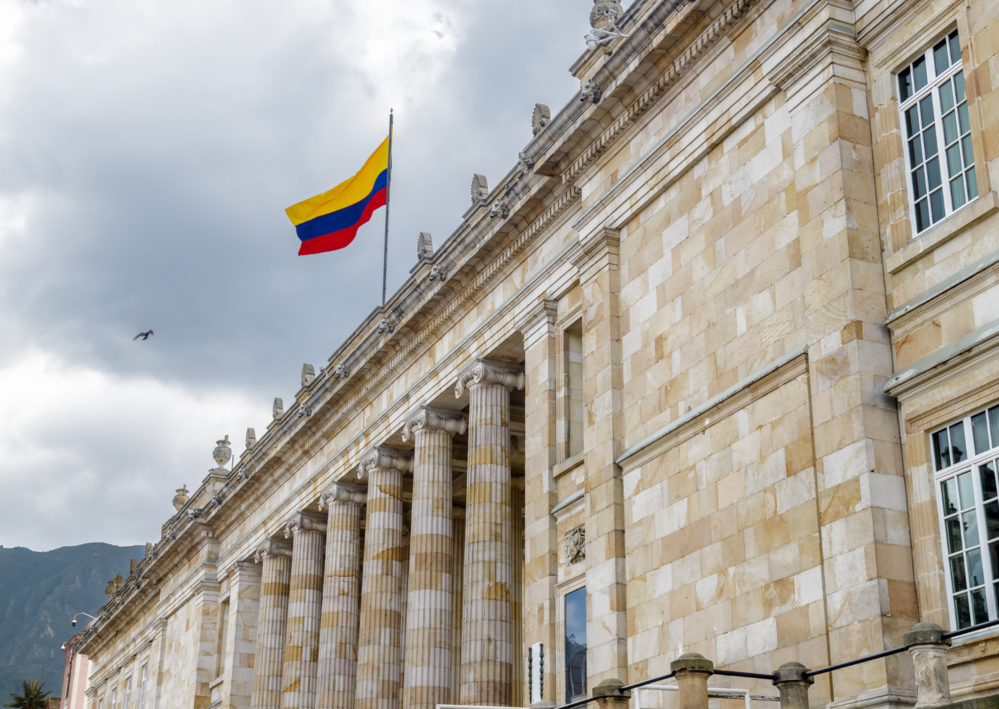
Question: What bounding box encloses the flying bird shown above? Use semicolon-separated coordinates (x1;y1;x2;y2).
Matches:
133;330;154;341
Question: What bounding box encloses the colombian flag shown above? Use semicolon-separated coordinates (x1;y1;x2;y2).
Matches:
285;137;390;256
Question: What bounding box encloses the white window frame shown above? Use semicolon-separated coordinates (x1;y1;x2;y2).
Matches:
932;403;999;631
897;28;977;235
137;665;147;709
555;576;587;704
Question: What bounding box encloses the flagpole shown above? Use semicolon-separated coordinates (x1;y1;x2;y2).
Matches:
382;109;394;307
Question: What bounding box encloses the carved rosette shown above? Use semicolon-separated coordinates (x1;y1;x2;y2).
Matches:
319;482;367;509
284;512;328;539
402;407;468;442
455;360;525;398
254;538;292;563
357;446;413;481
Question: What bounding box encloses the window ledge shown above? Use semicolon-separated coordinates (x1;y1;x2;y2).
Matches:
887;192;999;275
553;452;584;480
209;677;224;690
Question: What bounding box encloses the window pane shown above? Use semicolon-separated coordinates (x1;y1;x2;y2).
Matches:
969;167;979;200
944;477;960;514
924;127;939;157
974;413;992;455
959;103;970;133
929;157;943;188
948;143;963;177
910;137;924;164
969;547;985;586
916;198;930;232
953;423;969;465
565;588;588;702
982;460;998;500
965;510;982;548
963;135;974;166
922;96;936;126
956;71;966;101
952;555;968;590
959;471;975;508
941;79;955;112
936;429;952;470
973;587;989;624
992;542;999;582
930;188;946;221
914;167;927;198
952;177;967;209
914;56;928;91
935;40;951;73
951;32;962;63
944;111;959;144
900;68;913;102
986;500;999;540
907;106;921;136
956;592;972;628
949;517;964;552
991;407;999;444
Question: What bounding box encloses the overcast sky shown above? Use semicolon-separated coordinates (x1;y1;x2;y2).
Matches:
0;0;591;551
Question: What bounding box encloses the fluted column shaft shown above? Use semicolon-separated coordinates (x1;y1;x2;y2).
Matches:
456;361;523;706
450;509;465;703
356;448;410;709
282;514;327;709
316;485;366;709
401;408;466;709
251;541;293;709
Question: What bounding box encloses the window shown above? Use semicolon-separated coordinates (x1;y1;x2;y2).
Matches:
564;588;587;702
123;678;132;709
558;318;584;461
215;598;231;678
933;404;999;629
137;666;147;709
898;30;976;234
110;689;118;709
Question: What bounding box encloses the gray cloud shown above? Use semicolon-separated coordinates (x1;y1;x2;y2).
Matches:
0;0;591;550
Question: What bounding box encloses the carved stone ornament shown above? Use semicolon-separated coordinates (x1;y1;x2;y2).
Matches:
357;446;413;481
302;363;316;387
471;174;489;203
532;104;551;136
319;482;367;509
417;232;434;260
378;317;395;335
213;435;231;467
298;403;312;418
428;263;448;282
284;512;327;539
516;152;535;177
254;539;292;563
580;79;604;104
237;466;251;481
333;363;350;380
489;198;510;220
273;397;284;420
210;492;223;508
172;485;190;512
585;0;628;51
455;360;526;398
563;526;586;564
187;507;202;521
245;427;257;449
402;407;468;442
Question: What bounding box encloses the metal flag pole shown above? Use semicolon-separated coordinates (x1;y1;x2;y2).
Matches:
382;109;394;307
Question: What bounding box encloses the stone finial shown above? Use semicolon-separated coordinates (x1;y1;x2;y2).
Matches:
273;397;284;420
581;79;604;104
417;232;434;260
212;436;231;468
773;662;813;709
532;104;551;136
455;360;525;398
402;407;468;442
471;174;489;202
144;542;152;556
302;364;316;387
357;446;413;480
172;485;190;511
245;427;256;449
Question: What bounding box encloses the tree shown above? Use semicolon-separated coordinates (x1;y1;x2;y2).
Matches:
4;680;50;709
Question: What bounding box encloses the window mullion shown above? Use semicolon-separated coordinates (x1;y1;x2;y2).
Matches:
936;471;959;630
933;84;955;216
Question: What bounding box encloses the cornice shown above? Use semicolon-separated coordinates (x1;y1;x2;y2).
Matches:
885;321;999;401
513;298;559;348
573;227;621;283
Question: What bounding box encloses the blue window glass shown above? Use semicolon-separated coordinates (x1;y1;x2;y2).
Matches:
565;589;587;702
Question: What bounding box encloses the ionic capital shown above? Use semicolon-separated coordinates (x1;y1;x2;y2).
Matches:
455;359;525;398
319;482;367;509
254;538;292;563
358;445;413;480
402;406;467;442
284;512;328;539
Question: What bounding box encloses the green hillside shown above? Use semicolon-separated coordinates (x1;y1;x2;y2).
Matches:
0;543;143;700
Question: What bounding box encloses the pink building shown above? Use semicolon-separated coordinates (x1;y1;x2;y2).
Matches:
59;633;90;709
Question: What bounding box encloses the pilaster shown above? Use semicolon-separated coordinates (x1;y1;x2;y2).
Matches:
224;560;262;709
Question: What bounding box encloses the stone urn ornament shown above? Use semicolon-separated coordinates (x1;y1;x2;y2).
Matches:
172;485;190;511
213;435;231;468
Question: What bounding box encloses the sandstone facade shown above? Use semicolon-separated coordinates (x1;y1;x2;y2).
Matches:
77;0;999;707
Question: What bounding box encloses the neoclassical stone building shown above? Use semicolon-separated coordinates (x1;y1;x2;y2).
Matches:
77;0;999;708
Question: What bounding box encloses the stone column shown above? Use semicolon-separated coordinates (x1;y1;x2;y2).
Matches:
670;654;713;709
455;359;524;706
225;560;262;709
251;539;293;709
572;228;628;688
281;513;328;709
450;507;465;703
773;663;813;709
399;522;411;694
400;407;467;709
516;300;559;704
904;623;952;708
315;483;367;709
355;447;412;709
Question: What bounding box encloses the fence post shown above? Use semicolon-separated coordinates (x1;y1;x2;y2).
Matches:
773;662;813;709
904;623;951;708
671;653;713;709
593;679;631;709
